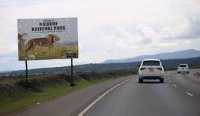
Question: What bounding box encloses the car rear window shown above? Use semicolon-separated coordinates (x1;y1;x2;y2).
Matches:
179;65;187;67
143;61;160;66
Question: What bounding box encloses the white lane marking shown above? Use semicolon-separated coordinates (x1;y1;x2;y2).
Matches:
186;92;194;97
78;78;133;116
173;84;177;87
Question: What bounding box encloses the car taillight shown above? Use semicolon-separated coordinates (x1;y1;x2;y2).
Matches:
140;67;146;70
157;67;162;71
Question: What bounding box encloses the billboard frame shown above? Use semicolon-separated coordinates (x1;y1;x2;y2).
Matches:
18;17;78;87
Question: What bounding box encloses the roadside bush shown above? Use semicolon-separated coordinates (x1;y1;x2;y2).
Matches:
2;70;136;97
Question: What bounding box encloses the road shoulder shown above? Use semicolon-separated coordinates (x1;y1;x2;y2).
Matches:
13;75;134;116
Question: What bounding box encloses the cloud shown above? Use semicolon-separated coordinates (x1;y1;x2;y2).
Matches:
0;0;200;71
183;15;200;38
135;25;156;44
156;14;200;40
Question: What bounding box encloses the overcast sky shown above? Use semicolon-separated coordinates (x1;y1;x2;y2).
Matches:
0;0;200;72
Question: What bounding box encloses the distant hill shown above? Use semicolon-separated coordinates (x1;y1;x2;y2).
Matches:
103;49;200;63
1;57;200;76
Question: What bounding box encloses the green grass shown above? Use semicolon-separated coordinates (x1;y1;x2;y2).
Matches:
0;78;108;115
0;70;136;115
19;45;78;60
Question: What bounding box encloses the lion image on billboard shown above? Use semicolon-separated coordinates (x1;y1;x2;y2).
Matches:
18;18;78;60
25;34;60;52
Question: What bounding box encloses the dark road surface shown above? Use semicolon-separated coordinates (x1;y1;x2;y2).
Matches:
82;70;200;116
14;69;200;116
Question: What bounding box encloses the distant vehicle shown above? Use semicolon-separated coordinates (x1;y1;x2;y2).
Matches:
138;59;164;83
178;64;189;73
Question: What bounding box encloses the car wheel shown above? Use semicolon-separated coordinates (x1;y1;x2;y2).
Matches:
187;71;189;73
139;78;143;83
160;78;164;83
178;72;180;73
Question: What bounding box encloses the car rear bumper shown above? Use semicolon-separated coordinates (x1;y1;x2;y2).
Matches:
178;69;189;72
139;74;164;79
140;76;163;79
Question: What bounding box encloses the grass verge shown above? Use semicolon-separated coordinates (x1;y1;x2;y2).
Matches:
0;70;136;115
0;77;108;114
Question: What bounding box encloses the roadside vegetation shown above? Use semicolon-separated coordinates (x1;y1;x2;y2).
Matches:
2;57;200;76
0;70;136;115
0;57;200;114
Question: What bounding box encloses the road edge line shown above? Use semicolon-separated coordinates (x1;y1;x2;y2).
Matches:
78;77;133;116
186;92;194;97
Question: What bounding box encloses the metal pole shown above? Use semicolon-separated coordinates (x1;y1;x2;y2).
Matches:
70;58;75;87
25;60;28;89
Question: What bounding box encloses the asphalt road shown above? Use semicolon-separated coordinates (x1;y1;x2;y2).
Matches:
82;70;200;116
13;69;200;116
13;75;132;116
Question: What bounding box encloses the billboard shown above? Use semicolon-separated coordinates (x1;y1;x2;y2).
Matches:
18;18;78;61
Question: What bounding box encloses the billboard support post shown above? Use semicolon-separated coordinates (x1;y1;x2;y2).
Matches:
25;60;28;89
70;58;75;87
18;18;78;88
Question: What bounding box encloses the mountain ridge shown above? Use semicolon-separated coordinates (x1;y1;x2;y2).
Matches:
103;49;200;63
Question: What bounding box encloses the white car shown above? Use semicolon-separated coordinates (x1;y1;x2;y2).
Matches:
138;59;164;83
178;64;189;73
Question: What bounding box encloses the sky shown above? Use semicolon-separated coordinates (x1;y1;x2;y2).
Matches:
0;0;200;72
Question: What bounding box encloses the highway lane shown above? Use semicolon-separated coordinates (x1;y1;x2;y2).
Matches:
13;75;133;116
82;70;200;116
168;70;200;97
